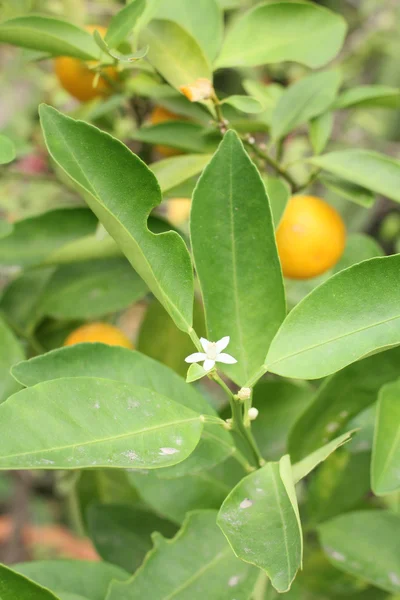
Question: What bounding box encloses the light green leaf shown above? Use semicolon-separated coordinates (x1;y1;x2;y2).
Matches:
191;130;285;385
150;154;212;194
372;379;400;496
87;504;177;572
319;173;375;207
221;95;264;114
334;85;400;110
12;344;234;477
14;560;129;600
263;176;290;228
93;29;148;63
0;316;24;405
0;15;100;60
0;220;12;238
216;2;347;69
271;71;341;140
0;377;203;470
319;511;400;594
140;19;211;92
0;564;60;600
288;347;400;461
0;208;97;267
107;511;258;600
265;255;400;380
310;150;400;204
309;112;334;155
105;0;146;48
333;233;384;273
242;80;284;126
0;133;16;164
153;0;223;62
186;363;207;383
292;431;354;483
132;122;219;154
39;104;194;332
218;456;302;593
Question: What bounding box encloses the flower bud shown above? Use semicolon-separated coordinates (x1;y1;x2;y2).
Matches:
248;407;259;421
237;387;251;401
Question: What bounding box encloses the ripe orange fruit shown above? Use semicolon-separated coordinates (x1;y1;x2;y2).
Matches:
149;106;183;157
276;195;346;279
166;198;191;226
54;25;118;102
64;322;133;349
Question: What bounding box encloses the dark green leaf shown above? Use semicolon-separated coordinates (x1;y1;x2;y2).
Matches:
40;104;194;332
133;122;219;154
105;0;146;48
0;316;24;405
0;564;59;599
372;379;400;495
0;133;16;164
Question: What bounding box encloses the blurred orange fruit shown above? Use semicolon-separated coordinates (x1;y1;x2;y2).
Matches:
64;322;133;349
149;106;183;157
54;25;118;102
166;197;191;226
276;195;346;279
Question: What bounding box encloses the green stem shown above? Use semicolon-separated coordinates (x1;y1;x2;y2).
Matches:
243;137;299;191
188;327;203;352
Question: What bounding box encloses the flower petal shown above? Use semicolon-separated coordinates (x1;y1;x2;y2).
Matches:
217;353;237;364
203;359;215;371
216;336;230;353
185;352;206;363
200;337;209;353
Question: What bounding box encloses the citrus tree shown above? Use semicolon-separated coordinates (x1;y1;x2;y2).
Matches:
0;0;400;598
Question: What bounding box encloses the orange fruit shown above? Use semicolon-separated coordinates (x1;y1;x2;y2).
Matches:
54;25;118;102
166;198;191;226
276;195;346;279
64;322;133;349
149;106;183;157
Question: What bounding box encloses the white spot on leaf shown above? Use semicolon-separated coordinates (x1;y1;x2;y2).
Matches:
389;572;400;587
326;422;339;434
228;575;240;587
240;498;253;509
123;450;139;461
159;447;179;455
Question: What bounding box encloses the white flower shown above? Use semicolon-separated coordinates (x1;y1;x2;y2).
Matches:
185;336;237;372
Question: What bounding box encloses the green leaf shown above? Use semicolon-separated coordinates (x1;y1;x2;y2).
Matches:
0;564;60;600
0;316;24;405
288;347;400;461
0;377;203;470
0;133;16;164
310;150;400;204
0;208;97;267
216;2;347;69
14;561;128;600
191;130;285;385
105;0;146;48
271;71;341;140
309;112;334;155
39;104;194;333
108;510;258;600
150;154;212;194
0;220;12;239
39;258;148;320
333;233;384;273
93;29;148;63
265;255;400;380
251;380;312;461
133;122;219;154
140;19;211;92
87;504;177;572
263;176;290;228
319;173;375;207
0;16;100;60
221;95;264;114
153;0;223;62
334;85;400;110
218;456;302;593
292;431;354;483
12;344;234;477
186;363;207;383
318;511;400;594
242;80;284;126
372;379;400;496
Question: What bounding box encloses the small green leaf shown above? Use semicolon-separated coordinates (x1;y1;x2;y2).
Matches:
0;316;24;405
87;504;177;572
93;29;148;63
105;0;146;48
319;173;375;207
0;377;203;470
0;564;60;600
40;104;194;332
0;133;16;164
221;95;264;114
271;71;341;140
309;112;334;155
334;85;400;110
140;19;211;92
218;456;302;593
292;431;354;483
319;511;400;594
310;150;400;204
186;363;207;382
191;130;285;385
0;15;100;60
263;176;290;228
14;560;129;600
150;154;212;194
107;511;258;600
133;122;219;154
372;379;400;496
242;80;284;126
216;2;347;69
266;255;400;380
